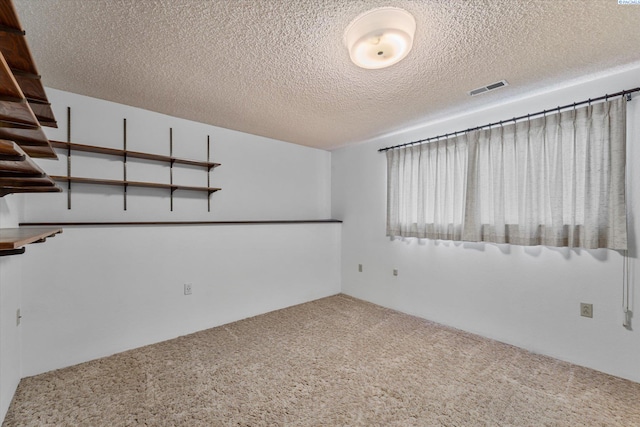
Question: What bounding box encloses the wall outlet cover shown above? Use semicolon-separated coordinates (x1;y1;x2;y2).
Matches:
580;303;593;318
184;283;192;295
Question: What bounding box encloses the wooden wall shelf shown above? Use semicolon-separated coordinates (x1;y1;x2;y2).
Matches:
0;0;62;255
0;139;60;196
0;1;62;255
0;0;57;159
0;227;62;256
50;141;221;170
0;51;56;158
0;0;57;128
53;120;222;211
51;176;221;194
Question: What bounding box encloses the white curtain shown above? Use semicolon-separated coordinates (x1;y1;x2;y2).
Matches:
387;97;627;250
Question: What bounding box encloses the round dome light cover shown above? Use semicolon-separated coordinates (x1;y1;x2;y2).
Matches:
344;7;416;70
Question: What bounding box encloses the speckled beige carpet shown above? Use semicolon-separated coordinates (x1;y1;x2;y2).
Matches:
4;294;640;426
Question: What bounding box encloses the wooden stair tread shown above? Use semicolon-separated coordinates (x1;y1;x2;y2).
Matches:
0;50;56;158
0;0;57;128
0;51;39;127
0;140;59;196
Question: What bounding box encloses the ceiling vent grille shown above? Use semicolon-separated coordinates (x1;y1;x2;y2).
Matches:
469;80;509;96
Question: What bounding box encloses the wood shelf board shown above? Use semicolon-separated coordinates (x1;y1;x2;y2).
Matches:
0;58;22;100
0;227;62;250
51;140;129;156
0;155;45;175
0;176;55;186
0;138;23;159
0;2;61;216
0;2;49;88
0;2;56;127
16;77;56;127
173;158;221;169
35;117;57;128
14;73;45;99
0;51;56;157
0;141;58;196
0;169;43;177
0;1;22;29
0;126;54;149
0;52;39;128
52;175;171;190
50;141;221;169
20;144;58;159
0;101;39;128
28;101;56;128
0;152;23;161
176;185;221;193
0;185;61;196
51;175;221;193
0;33;37;77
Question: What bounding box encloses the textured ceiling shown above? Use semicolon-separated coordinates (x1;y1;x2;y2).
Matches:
13;0;640;150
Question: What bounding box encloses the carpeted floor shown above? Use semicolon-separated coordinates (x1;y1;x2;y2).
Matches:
4;294;640;426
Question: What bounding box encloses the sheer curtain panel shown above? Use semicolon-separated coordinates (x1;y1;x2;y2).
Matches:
386;139;467;240
386;97;627;250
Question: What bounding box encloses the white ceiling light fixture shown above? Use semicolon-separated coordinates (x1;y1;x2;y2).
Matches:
344;7;416;70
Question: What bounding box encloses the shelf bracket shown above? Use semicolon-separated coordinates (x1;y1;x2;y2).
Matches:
0;153;25;161
0;248;26;257
207;135;211;212
123;118;127;211
0;24;25;35
0;119;39;130
66;107;72;210
10;69;41;80
169;128;173;211
25;97;50;106
0;171;45;178
170;187;177;211
0;94;27;104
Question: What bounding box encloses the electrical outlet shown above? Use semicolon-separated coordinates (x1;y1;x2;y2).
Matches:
184;283;192;295
393;268;399;276
358;264;363;272
580;303;593;318
16;309;21;326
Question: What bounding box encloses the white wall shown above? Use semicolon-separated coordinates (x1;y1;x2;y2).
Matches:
27;88;331;222
332;64;640;382
20;223;340;376
0;195;23;420
17;89;340;377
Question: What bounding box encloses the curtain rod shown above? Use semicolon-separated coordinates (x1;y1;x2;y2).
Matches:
378;87;640;153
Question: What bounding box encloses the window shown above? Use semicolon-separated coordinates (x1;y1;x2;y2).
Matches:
386;97;627;250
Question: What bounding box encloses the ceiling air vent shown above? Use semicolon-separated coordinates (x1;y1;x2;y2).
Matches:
468;80;509;96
